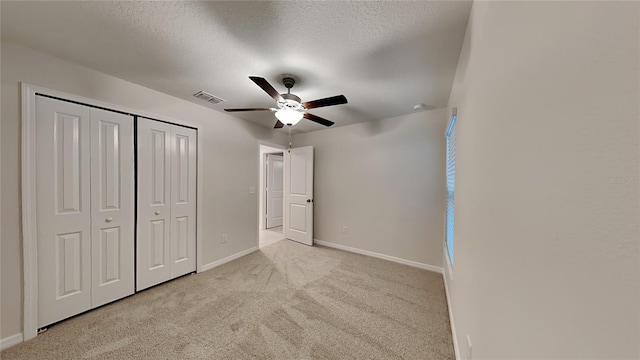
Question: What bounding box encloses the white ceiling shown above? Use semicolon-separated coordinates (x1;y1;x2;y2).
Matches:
1;1;471;134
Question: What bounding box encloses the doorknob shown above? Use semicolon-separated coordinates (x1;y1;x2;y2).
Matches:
105;217;113;223
155;211;161;215
306;199;312;203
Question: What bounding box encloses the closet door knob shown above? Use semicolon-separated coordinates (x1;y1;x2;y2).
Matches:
155;211;161;215
105;217;113;223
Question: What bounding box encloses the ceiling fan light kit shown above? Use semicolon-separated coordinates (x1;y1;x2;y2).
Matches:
275;109;303;125
225;75;348;128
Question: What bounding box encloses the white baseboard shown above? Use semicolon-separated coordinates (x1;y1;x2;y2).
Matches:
313;239;443;274
200;246;258;272
1;332;23;351
443;257;460;360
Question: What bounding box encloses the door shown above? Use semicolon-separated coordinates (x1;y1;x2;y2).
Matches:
137;119;172;290
266;154;284;228
36;97;92;327
137;118;197;290
169;126;197;279
36;97;135;327
90;108;135;307
284;146;314;246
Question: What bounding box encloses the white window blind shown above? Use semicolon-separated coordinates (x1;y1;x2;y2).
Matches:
445;114;457;263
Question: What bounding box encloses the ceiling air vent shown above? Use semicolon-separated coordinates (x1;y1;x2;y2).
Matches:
193;91;225;104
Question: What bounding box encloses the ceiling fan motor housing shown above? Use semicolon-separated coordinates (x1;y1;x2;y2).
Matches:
275;77;304;111
278;77;304;110
279;93;303;110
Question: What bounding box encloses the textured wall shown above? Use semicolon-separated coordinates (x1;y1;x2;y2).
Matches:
0;41;287;339
445;1;639;358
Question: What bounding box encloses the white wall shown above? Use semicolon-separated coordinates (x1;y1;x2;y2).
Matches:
445;1;639;359
0;41;288;340
292;109;448;268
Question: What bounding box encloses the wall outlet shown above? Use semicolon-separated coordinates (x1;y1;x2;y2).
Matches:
342;226;348;234
221;234;228;244
249;186;256;194
466;335;472;360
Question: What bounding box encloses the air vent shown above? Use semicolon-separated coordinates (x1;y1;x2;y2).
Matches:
193;91;225;104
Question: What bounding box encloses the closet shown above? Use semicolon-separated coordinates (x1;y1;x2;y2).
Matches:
34;96;198;329
36;96;135;327
136;118;197;291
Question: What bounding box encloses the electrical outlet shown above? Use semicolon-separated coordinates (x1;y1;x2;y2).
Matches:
342;226;348;234
249;187;256;194
221;234;228;244
466;335;472;360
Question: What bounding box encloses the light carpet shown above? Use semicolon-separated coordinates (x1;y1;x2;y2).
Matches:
2;240;454;359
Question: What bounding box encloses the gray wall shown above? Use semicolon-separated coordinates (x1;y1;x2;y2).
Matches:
293;109;448;268
445;1;639;358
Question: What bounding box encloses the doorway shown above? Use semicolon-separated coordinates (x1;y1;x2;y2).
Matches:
265;153;284;229
258;144;285;248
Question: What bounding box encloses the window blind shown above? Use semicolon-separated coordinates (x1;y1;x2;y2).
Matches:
445;114;457;263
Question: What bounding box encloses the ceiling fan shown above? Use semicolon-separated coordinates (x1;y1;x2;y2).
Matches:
224;76;347;128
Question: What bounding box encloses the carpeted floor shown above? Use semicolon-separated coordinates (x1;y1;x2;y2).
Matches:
1;240;454;359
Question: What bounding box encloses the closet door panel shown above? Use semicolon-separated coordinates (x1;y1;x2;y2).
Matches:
170;127;197;278
90;108;135;307
36;97;92;327
137;118;172;290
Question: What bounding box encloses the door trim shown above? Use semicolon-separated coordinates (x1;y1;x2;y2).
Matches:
21;83;204;341
257;143;286;248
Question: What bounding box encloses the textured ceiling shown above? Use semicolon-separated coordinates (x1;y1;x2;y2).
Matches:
1;1;471;133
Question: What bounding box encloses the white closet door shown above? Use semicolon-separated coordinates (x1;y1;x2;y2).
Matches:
36;97;92;327
169;126;197;279
137;118;172;290
90;108;135;307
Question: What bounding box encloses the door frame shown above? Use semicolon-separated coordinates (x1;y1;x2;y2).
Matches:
20;83;204;340
257;144;286;246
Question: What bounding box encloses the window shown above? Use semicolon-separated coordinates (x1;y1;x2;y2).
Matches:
445;113;457;263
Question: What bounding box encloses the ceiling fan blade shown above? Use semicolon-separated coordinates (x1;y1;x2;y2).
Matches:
303;95;347;110
249;76;284;102
224;108;274;112
274;120;285;129
303;113;335;127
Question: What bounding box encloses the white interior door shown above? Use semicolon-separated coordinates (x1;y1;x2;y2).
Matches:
284;146;314;246
266;154;284;228
90;108;135;307
36;97;92;327
169;126;197;279
137;118;172;290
